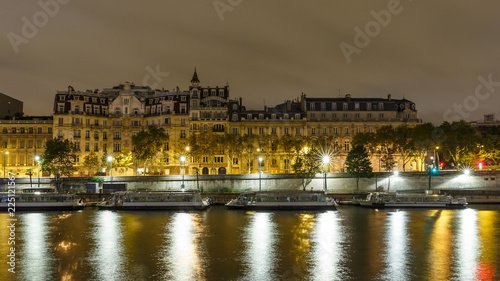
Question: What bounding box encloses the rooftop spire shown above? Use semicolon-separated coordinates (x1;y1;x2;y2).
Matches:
191;67;200;86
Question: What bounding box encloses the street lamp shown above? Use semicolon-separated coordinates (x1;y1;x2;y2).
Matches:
35;155;41;187
180;155;186;189
258;157;263;191
322;155;330;192
3;151;9;179
435;146;440;170
388;170;399;192
429;167;438;190
107;156;113;184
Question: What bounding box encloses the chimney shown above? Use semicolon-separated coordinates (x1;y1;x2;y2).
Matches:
388;94;392;101
286;100;291;111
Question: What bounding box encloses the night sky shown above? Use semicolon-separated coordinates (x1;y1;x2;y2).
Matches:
2;0;500;124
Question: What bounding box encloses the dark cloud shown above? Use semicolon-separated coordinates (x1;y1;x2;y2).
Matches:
2;0;500;124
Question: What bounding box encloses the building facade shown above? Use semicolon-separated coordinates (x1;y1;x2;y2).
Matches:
4;70;422;177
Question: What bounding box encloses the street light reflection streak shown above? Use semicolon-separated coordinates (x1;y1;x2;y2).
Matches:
310;211;348;280
20;213;51;281
161;213;205;281
454;209;479;280
381;211;410;281
242;212;277;281
92;211;125;280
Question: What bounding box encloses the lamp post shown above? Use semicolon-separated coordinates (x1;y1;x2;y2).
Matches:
428;167;437;190
322;155;330;192
435;146;440;170
388;170;399;192
180;156;186;189
3;151;8;179
35;155;41;187
107;156;113;184
258;157;263;191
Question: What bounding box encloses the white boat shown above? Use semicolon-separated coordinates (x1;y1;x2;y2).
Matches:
359;192;467;209
97;190;210;210
0;192;84;211
225;191;337;210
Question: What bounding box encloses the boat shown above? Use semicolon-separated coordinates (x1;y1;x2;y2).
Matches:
0;192;84;211
97;190;210;210
225;190;337;210
359;192;467;209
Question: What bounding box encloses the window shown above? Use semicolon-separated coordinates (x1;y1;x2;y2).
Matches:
85;130;90;139
271;114;276;119
369;127;374;133
75;142;80;150
180;130;186;138
181;118;185;125
379;113;384;118
323;128;327;135
114;132;120;140
247;114;252;120
367;103;372;110
58;105;64;113
259;114;264;119
259;128;264;135
295;114;300;119
310;113;315;118
271;128;276;134
203;157;208;163
94;131;99;139
344;141;350;151
74;130;81;138
94;143;99;152
203;124;208;131
233;158;238;165
357;127;362;133
310;103;315;110
332;113;337;118
12;128;17;134
355;113;360;118
60;95;65;101
232;128;239;135
115;107;121;114
48;128;52;134
181;96;186;101
59;118;63;124
103;143;107;152
192;124;198;130
214;157;224;163
203;90;208;97
321;103;326;111
332;103;337;110
379;103;384;110
284;128;289;135
333;128;338;135
20;128;25;134
247;128;252;135
296;128;300;135
311;128;316;135
103;132;107;140
343;103;348;110
284;114;289;119
272;159;277;166
321;113;326;118
355;103;360;110
94;120;99;125
367;113;372;118
85;143;90;152
343;113;348;118
345;128;349;135
219;90;224;96
113;143;120;152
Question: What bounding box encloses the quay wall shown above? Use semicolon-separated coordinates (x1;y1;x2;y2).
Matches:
4;171;500;193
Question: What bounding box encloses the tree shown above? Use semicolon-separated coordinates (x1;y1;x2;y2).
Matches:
82;151;104;176
380;148;396;172
222;133;242;174
40;138;78;191
132;126;169;172
345;145;374;192
439;121;480;166
412;123;436;171
393;126;416;171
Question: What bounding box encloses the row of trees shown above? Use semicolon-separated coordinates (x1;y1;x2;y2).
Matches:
352;120;500;171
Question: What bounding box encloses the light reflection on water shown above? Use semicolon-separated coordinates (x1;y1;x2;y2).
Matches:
89;210;126;280
381;211;410;281
310;211;348;281
241;212;277;281
454;209;479;281
1;206;499;280
19;213;52;281
160;212;206;281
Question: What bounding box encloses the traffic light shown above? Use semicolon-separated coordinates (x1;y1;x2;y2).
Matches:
431;167;438;174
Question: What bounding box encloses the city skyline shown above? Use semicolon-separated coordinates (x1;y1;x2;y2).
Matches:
2;1;500;124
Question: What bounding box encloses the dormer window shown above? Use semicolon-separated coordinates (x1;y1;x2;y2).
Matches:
74;96;79;100
247;114;252;119
271;114;276;119
259;114;264;119
181;96;186;101
203;90;208;97
124;98;130;104
115;107;121;114
60;96;65;101
284;114;289;119
219;90;224;96
295;114;300;119
92;98;97;103
211;90;216;96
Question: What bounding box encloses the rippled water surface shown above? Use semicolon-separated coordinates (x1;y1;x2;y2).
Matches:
1;205;499;280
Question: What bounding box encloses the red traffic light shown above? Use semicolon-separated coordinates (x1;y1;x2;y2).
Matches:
439;162;444;167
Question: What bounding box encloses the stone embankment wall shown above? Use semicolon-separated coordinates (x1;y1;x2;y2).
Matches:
4;171;500;193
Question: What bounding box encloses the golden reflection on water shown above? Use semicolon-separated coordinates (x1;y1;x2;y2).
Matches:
160;212;205;281
455;209;480;280
477;211;499;280
242;212;276;281
428;210;453;281
290;213;315;275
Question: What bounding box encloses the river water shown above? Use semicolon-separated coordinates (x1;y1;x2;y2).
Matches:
1;205;499;281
